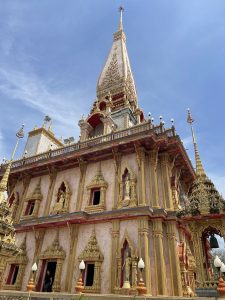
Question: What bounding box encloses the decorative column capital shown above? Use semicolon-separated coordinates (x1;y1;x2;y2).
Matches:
152;219;163;236
148;150;158;170
134;145;146;169
159;153;170;165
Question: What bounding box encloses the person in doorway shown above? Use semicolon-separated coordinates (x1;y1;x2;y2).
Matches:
43;270;53;292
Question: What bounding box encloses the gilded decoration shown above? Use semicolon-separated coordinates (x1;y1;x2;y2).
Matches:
21;178;43;219
2;237;28;291
114;231;138;295
8;192;19;220
187;220;225;288
38;232;65;292
177;175;225;217
84;164;108;213
51;181;71;215
97;25;137;107
178;241;196;297
78;230;104;293
118;168;137;209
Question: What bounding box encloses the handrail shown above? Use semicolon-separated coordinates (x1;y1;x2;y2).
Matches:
5;122;175;171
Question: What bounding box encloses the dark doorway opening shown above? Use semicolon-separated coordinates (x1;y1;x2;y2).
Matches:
85;263;94;286
91;190;100;205
42;261;57;292
6;264;19;285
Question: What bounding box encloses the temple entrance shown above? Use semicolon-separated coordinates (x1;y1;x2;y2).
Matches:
42;261;56;292
37;260;57;292
200;226;225;283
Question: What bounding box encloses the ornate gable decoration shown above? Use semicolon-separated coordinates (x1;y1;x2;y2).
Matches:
177;175;225;217
78;231;103;262
39;233;65;260
85;164;108;213
86;165;108;190
7;237;28;265
25;178;43;202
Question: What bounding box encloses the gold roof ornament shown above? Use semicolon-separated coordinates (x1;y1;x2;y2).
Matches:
96;6;137;109
187;109;206;177
0;125;25;257
118;6;124;31
26;177;42;202
177;110;224;217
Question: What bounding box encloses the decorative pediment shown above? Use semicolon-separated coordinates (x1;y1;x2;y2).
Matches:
39;233;65;260
177;175;225;217
85;164;108;213
78;231;103;262
25;178;42;202
7;237;28;265
86;164;108;190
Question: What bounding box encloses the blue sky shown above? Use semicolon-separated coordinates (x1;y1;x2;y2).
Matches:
0;0;224;194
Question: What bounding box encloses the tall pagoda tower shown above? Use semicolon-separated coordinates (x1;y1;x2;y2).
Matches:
0;8;223;298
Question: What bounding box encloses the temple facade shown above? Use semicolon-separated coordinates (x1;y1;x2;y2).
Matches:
0;9;224;297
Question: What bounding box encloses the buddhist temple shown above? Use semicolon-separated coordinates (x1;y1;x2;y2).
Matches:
0;8;224;298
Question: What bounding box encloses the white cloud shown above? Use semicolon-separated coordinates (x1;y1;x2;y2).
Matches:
0;67;92;140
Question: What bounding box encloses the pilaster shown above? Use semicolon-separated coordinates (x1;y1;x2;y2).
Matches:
15;174;31;223
190;223;205;286
112;149;122;209
138;217;151;295
43;169;57;216
166;222;183;296
152;219;167;296
111;220;120;292
148;150;159;208
65;224;79;292
76;158;87;211
135;146;146;206
159;153;173;211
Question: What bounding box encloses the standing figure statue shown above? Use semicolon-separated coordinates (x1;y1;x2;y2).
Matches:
122;252;132;288
124;176;131;201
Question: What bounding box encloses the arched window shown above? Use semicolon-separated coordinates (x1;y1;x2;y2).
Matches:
121;239;132;288
122;168;131;201
118;168;137;208
51;182;71;215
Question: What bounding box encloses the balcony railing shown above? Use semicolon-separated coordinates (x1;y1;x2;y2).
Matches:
6;122;175;171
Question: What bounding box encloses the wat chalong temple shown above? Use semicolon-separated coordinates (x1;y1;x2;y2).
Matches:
0;8;224;298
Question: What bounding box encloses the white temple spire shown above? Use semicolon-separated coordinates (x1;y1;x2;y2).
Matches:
118;6;124;31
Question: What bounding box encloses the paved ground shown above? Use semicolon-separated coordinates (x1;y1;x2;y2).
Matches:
0;290;217;300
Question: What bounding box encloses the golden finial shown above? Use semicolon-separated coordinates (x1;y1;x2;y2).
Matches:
42;115;51;128
187;109;206;177
0;124;25;203
118;6;124;31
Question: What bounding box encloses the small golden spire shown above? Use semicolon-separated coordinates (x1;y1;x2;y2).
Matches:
118;6;124;31
0;163;12;194
187;109;206;177
0;125;25;203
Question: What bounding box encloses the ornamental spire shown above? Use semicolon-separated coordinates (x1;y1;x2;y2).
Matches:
118;6;124;31
96;6;137;109
0;125;24;203
187;109;206;177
